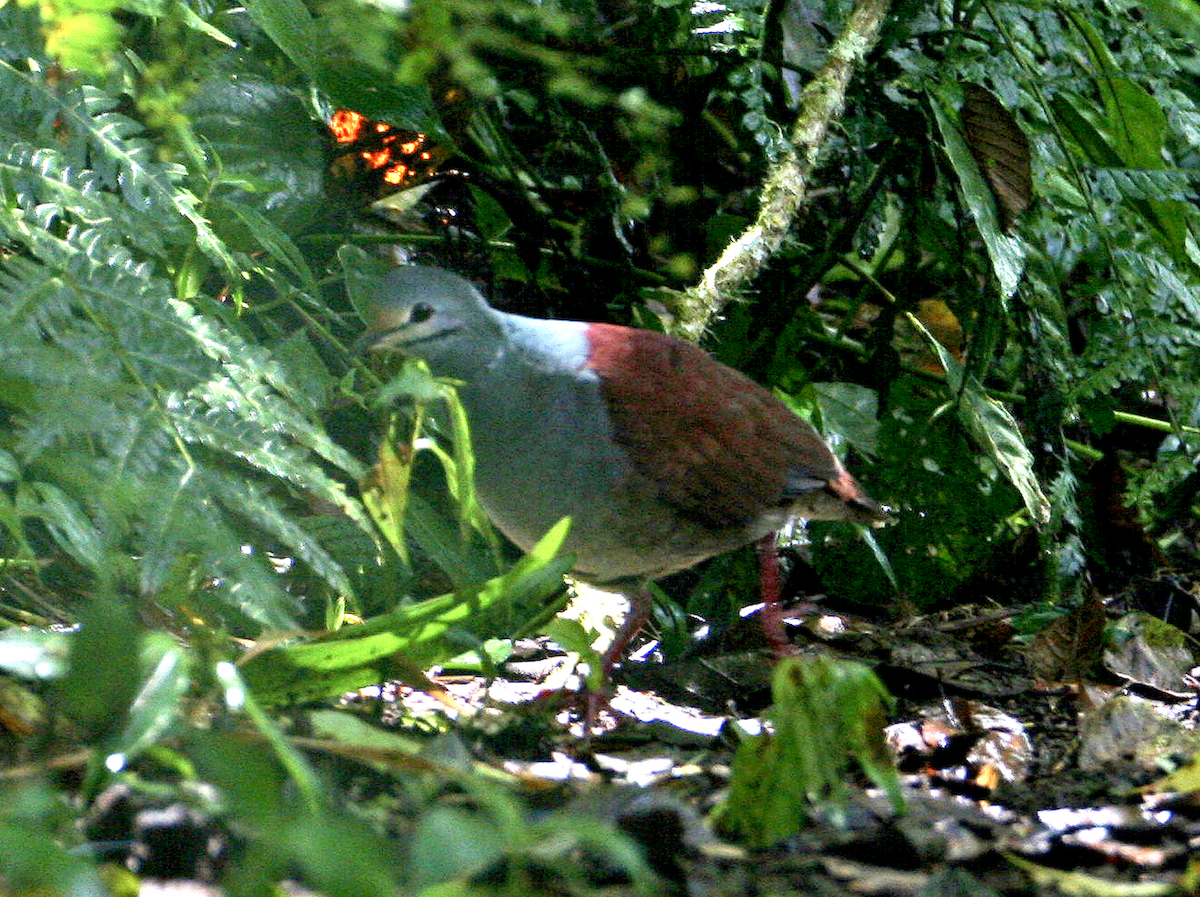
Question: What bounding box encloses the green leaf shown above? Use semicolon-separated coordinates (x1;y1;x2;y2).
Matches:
412;807;506;887
1139;0;1200;40
56;597;141;740
1051;93;1123;167
404;490;500;589
373;360;451;408
242;0;320;77
0;813;107;897
25;482;105;569
218;199;320;296
906;313;1050;525
811;382;881;457
715;656;900;846
419;385;501;559
107;635;194;763
0;448;18;482
360;357;505;587
318;64;449;141
43;11;120;74
187;74;328;235
168;0;236;46
57;77;236;276
361;427;418;566
341;244;398;321
215;660;325;814
241;521;573;706
544;617;604;690
305;708;435;763
1060;12;1188;263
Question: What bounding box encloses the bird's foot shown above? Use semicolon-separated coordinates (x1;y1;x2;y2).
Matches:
528;680;617;739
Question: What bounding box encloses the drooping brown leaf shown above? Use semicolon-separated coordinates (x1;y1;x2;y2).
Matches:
1027;591;1106;682
961;84;1033;229
854;299;965;376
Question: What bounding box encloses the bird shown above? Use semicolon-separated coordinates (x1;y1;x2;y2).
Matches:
357;264;890;673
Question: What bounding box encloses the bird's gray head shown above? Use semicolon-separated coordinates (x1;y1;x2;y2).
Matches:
356;266;505;377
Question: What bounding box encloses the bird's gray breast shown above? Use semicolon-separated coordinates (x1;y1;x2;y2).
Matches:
456;320;633;566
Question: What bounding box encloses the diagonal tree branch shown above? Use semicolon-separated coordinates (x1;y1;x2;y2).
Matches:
671;0;893;340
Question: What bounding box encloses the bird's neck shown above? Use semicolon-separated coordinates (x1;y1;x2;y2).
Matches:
454;312;594;441
495;314;591;376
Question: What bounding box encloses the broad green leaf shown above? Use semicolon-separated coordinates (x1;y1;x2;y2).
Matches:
242;0;320;77
1050;93;1122;167
43;11;120;74
241;521;573;706
1065;12;1163;169
0;448;19;483
1061;11;1188;263
811;382;881;457
305;708;445;769
318;65;449;142
373;360;449;408
187;75;328;234
1140;0;1200;40
341;244;397;321
404;491;500;589
56;597;141;740
907;313;1050;525
412;807;506;887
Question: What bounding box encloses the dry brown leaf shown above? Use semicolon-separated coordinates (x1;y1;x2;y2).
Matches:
961;84;1033;229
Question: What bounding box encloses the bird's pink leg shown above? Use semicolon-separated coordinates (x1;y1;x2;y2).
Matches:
757;534;793;659
600;589;653;674
533;589;652;736
581;590;652;737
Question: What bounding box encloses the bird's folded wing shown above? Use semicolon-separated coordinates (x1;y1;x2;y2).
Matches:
586;324;847;529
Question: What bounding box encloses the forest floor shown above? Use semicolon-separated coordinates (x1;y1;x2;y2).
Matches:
347;566;1200;896
76;564;1200;896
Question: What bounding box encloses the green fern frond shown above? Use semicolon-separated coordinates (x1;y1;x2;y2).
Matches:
0;157;368;628
0;59;235;276
199;466;356;602
0;142;168;256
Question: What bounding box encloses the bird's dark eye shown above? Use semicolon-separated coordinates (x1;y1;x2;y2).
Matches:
409;302;435;324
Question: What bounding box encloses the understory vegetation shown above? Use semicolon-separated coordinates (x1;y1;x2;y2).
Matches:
0;0;1198;892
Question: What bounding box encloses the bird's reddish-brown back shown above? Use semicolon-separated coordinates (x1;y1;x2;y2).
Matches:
584;323;857;528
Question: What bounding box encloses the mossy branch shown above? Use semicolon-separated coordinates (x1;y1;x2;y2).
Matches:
671;0;892;340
